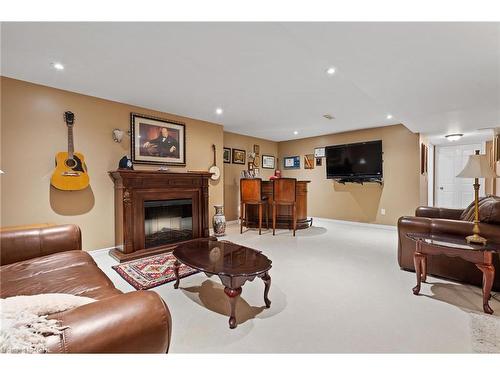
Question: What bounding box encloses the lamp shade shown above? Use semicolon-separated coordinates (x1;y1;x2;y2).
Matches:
456;153;498;178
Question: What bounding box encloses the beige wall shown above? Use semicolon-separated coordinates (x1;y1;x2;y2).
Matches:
278;124;422;225
223;131;278;221
1;77;224;250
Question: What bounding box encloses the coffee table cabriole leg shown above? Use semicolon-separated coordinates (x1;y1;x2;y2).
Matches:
173;260;181;289
224;287;242;329
475;263;495;315
421;255;427;283
412;240;426;295
260;272;271;308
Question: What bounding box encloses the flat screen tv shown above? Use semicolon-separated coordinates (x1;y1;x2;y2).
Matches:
326;140;383;180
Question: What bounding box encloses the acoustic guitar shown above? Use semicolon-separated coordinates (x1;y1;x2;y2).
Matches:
50;111;90;191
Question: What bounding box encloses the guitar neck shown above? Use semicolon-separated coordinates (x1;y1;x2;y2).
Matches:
68;126;74;158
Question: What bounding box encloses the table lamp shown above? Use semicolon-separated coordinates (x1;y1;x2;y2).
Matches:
456;150;498;245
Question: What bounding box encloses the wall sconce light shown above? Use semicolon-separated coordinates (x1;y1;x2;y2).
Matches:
112;129;125;143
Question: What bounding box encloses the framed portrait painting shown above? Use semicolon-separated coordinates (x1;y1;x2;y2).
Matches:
232;149;246;164
131;113;186;166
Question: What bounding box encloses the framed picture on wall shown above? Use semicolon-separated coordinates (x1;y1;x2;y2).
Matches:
232;148;246;164
284;156;300;169
495;134;500;161
304;154;314;169
131;113;186;165
420;143;428;175
314;147;325;158
262;155;275;169
253;144;260;154
223;147;231;163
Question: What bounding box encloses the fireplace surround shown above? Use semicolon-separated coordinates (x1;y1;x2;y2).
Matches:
108;170;211;262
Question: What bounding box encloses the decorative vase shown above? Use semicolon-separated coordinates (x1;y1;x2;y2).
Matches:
212;205;226;237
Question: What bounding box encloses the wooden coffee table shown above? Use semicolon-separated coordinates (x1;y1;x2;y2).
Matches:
406;233;500;314
172;238;272;328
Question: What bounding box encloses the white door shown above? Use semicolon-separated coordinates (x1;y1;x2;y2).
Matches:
435;143;485;209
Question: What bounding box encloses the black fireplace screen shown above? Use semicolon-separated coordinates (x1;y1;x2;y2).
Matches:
144;199;193;248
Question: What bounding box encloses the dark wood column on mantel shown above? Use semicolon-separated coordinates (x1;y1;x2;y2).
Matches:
108;170;212;262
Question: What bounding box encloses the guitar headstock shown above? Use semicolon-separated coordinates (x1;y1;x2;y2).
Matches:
64;111;75;127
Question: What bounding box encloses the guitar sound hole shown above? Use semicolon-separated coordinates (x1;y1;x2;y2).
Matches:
65;159;77;168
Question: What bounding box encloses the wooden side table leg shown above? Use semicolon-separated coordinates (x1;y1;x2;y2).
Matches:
173;260;181;289
476;263;495;314
413;252;424;295
224;287;242;329
261;272;271;308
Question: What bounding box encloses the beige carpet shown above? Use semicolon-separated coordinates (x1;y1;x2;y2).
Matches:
91;219;500;353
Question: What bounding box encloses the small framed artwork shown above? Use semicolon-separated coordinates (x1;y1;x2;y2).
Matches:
223;147;231;163
495;134;500;161
304;154;314;169
262;155;275;169
314;147;325;158
253;144;260;154
131;113;186;165
420;143;428;175
316;157;322;166
248;162;254;170
232;148;246;164
284;156;300;169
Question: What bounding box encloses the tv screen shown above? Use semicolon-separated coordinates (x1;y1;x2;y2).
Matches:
326;140;383;179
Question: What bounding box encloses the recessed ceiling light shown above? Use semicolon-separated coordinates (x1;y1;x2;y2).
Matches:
445;133;464;142
52;62;64;71
215;108;223;115
326;67;336;75
293;131;299;135
386;114;393;120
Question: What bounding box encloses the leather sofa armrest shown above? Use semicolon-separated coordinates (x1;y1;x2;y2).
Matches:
415;206;464;220
46;291;172;353
0;224;81;266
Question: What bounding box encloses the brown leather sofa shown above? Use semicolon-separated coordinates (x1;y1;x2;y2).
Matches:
398;206;500;291
0;224;172;353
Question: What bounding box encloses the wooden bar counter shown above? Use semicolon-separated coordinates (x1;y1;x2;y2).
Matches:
245;180;312;230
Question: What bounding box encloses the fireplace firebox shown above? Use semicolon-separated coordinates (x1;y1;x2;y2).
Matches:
109;170;211;262
144;199;193;248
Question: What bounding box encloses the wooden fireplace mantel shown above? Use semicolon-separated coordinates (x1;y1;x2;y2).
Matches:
108;169;212;262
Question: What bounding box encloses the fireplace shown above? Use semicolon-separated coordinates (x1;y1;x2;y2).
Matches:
144;199;193;248
109;170;211;262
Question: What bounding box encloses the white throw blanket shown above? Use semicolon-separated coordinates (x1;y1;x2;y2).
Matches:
0;294;95;353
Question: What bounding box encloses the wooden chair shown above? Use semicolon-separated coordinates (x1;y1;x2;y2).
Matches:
272;178;297;236
240;178;269;235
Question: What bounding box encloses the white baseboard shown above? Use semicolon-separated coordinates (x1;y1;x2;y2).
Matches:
312;217;396;231
87;246;116;255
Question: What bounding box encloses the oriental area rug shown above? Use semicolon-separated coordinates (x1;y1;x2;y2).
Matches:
112;252;198;290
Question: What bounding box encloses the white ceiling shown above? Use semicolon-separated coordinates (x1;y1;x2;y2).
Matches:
1;22;499;141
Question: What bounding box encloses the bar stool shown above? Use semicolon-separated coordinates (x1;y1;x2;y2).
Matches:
240;178;269;235
272;178;297;236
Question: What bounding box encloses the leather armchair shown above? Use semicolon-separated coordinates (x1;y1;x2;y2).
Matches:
398;206;500;290
0;224;172;353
